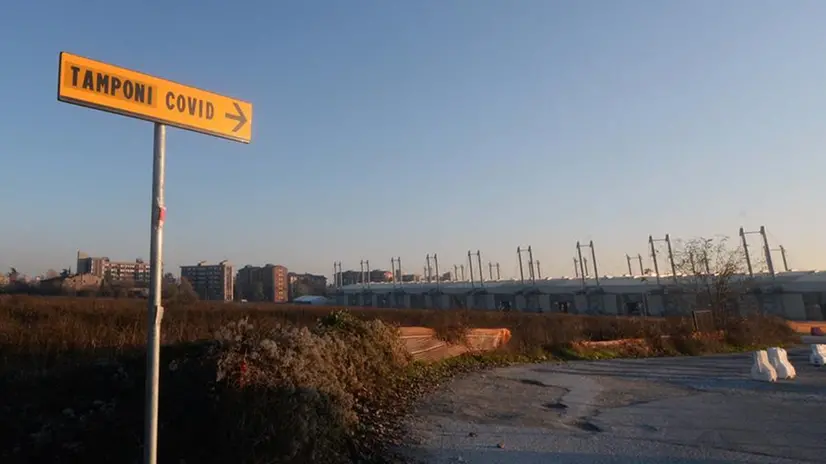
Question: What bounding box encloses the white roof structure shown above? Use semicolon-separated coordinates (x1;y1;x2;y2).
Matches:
337;270;826;295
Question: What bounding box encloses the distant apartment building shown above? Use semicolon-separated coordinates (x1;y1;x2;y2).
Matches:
336;269;393;286
180;260;234;302
391;270;422;283
76;251;150;283
337;270;360;286
288;272;328;299
40;274;102;293
236;264;288;303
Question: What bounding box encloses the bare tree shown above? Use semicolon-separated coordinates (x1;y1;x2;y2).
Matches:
163;279;179;301
177;277;199;304
669;235;761;318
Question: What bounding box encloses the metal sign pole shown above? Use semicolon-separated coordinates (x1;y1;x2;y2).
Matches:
143;123;166;464
57;53;251;463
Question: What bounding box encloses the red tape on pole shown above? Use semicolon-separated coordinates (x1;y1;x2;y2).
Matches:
157;206;166;228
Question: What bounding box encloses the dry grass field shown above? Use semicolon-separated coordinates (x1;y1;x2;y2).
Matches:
0;295;677;373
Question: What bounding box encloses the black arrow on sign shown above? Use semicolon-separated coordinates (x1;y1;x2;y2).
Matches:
225;102;248;132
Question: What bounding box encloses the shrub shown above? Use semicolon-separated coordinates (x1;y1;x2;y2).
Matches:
668;321;711;356
428;310;471;344
721;313;797;348
205;313;411;463
212;318;355;462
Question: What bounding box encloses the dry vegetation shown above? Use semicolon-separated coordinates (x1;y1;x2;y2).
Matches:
0;295;676;373
0;295;797;463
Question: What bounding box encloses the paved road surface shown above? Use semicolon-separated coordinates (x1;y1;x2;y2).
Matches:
401;349;826;463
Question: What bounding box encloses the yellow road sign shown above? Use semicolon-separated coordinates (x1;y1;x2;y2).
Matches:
57;52;252;143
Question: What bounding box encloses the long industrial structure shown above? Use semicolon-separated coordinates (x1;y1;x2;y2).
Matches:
331;226;826;321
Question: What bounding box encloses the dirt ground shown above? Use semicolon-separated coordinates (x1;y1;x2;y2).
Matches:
401;348;826;464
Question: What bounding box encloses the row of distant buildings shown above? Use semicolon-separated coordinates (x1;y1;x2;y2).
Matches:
74;251;327;302
334;269;441;286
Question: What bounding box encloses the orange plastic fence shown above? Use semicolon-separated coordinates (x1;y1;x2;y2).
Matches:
787;321;825;334
398;327;512;362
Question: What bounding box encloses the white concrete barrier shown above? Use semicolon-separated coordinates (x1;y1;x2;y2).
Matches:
750;350;778;382
767;347;796;380
810;344;826;367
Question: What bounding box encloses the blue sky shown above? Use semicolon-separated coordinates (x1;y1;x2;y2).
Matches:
2;0;826;279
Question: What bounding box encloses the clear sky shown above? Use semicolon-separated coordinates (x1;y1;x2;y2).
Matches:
2;0;826;280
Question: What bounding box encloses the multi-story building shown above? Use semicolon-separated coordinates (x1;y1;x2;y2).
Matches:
236;264;288;303
337;270;361;286
40;274;102;293
180;260;234;302
288;272;328;299
336;269;393;286
76;251;150;283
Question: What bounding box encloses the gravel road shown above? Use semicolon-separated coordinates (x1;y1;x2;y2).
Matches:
401;349;826;463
